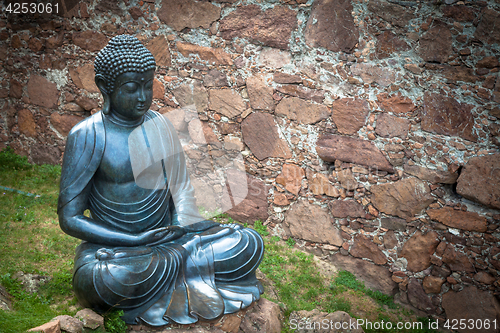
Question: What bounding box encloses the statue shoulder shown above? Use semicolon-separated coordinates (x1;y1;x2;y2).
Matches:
67;111;104;140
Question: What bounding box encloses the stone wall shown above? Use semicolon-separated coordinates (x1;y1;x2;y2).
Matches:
1;0;500;324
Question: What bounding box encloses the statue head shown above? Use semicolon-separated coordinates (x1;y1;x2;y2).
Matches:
94;35;156;115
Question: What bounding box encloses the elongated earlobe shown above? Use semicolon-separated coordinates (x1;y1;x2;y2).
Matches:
95;74;110;115
102;96;110;115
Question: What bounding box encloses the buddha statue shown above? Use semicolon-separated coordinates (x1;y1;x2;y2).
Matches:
58;35;264;326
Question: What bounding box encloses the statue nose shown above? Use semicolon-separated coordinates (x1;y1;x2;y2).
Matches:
138;88;146;102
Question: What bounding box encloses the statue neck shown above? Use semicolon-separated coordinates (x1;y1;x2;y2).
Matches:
106;110;145;127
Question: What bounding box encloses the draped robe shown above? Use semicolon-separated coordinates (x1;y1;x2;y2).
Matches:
58;111;264;326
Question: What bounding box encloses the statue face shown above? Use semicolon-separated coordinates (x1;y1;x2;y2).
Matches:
109;69;155;120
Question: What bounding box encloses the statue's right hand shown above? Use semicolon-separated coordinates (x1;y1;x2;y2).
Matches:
136;227;170;245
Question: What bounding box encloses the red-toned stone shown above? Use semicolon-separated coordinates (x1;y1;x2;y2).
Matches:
407;278;436;313
367;0;415;28
422;276;445;294
276;97;330;125
177;42;232;65
442;5;476;22
274;193;289;206
309;173;339;197
240;298;282;333
336;169;357;191
273;73;302;84
427;207;487;232
172;81;208;112
146;35;171;67
158;0;221;31
209;89;246;118
330;98;369;135
316;134;394;173
153;78;164;100
242;112;292;160
350;235;387;265
128;6;143;20
421;92;476;142
377;92;415;114
275;85;325;103
456;153;500;209
399;230;439;272
203;69;228;88
275;164;304;195
72;31;108;52
304;0;358;53
442;244;474;272
246;75;274;111
225;172;269;224
17;109;37;137
375;113;409;138
474;8;500;46
31;144;61;165
219;5;297;50
351;63;399;87
69;64;99;93
371;177;433;220
442;286;500;333
28;37;44;52
188;119;218;145
403;164;458;184
27;75;59;108
28;320;61;333
374;31;410;59
9;79;22;99
50;113;84;137
476;56;499;69
418;21;452;63
328;199;365;219
284;199;342;246
474;271;496;285
75;96;98;111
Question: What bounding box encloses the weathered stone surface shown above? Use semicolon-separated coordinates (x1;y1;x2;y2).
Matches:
0;285;11;311
242;112;292;160
224;136;244;151
177;42;232;65
477;56;499;69
162;108;187;132
289;310;363;333
309;173;339;197
491;107;500;119
13;272;50;294
50;113;84;137
273;193;289;206
316;135;394;173
188;120;218;145
371;178;433;220
383;230;398;249
442;244;474;272
426;64;477;83
304;0;358;53
276;97;330;125
442;5;476;22
75;309;103;329
351;63;399;87
274;73;302;84
330;253;397;295
328;199;365;219
69;64;99;93
18;109;37;137
239;298;282;333
275;85;325;103
376;93;415;114
258;48;291;69
368;0;415;27
375;30;410;59
172;81;208;112
336;169;357;191
474;271;496;285
209;89;246;118
72;31;108;52
31;144;61;165
407;278;436;313
203;69;228;87
421;92;476;142
350;235;387;265
219;5;297;50
427;207;487;232
27;75;59;108
375;113;409;138
153;78;165;100
158;0;221;31
226;173;269;224
442;286;500;333
285;200;342;246
418;21;452;64
28;320;61;333
381;217;406;231
75;96;98;111
9;79;22;98
474;8;500;46
146;35;171;67
456;154;500;209
423;276;445;294
400;231;439;272
276;164;304;196
403;164;458;184
330;98;368;135
246;76;274;111
51;315;83;333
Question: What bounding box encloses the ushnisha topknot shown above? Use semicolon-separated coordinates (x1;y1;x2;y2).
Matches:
94;34;156;92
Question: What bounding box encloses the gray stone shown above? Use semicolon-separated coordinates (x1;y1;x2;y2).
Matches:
75;309;104;329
